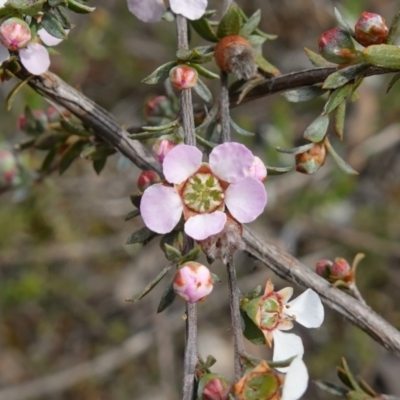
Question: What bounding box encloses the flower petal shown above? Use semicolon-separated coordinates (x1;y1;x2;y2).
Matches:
225;177;267;223
272;330;304;372
140;184;183;233
127;0;166;22
0;43;10;64
285;289;324;328
170;0;207;20
38;28;68;46
209;142;254;183
19;43;50;75
277;287;293;304
163;144;203;184
281;358;309;400
184;211;226;240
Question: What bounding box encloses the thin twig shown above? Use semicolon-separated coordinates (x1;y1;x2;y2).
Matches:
349;283;367;306
227;258;245;382
220;71;231;143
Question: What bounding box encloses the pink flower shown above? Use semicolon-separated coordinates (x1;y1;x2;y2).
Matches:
248;156;267;182
173;262;213;303
140;142;267;241
127;0;207;22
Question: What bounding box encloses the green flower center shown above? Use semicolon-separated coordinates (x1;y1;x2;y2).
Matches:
259;295;282;330
182;173;224;213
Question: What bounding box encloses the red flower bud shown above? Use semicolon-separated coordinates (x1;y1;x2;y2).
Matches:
137;170;161;192
145;96;170;120
0;18;31;51
152;134;181;163
214;35;257;80
169;65;198;90
331;258;351;278
355;12;388;47
202;377;231;400
316;259;333;279
318;28;360;64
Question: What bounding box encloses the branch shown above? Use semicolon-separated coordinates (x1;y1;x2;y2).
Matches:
17;68;400;355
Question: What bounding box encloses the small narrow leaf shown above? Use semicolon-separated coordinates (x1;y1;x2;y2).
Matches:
248;35;267;53
237;8;277;40
241;310;265;345
362;44;400;69
303;114;329;142
243;285;262;300
190;63;220;79
127;130;169;140
41;12;67;39
333;100;346;140
179;246;201;264
266;165;293;175
387;10;400;45
130;194;141;208
341;358;362;391
323;83;352;115
217;5;242;38
334;7;355;36
239;9;261;38
196;134;216;149
157;279;177;313
230;118;254;136
66;0;95;14
124;209;140;221
304;47;334;67
60;119;91;136
164;244;182;263
189;17;218;42
325;138;358;175
58;139;86;174
283;86;326;103
254;52;280;75
125;226;157;244
211;273;221;284
142;61;177;85
236;76;265;104
386;72;400;93
276;143;315;155
6;76;33;111
323;64;369;90
41;148;57;171
193;78;213;103
126;264;172;303
314;380;349;396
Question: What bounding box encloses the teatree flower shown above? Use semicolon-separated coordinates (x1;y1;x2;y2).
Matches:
127;0;208;22
140;142;267;241
243;279;324;368
234;357;308;400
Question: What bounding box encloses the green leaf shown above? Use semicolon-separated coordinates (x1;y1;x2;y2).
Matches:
241;310;265;345
93;157;107;175
129;193;141;208
254;52;280;75
164;244;182;263
230;118;254;136
211;273;221;284
41;148;57;171
34;132;68;149
237;8;277;40
127;130;170;140
386;72;400;93
314;380;349;396
193;78;213;103
189;17;218;42
333;100;346;140
176;47;215;64
341;358;362;391
157;279;177;313
179;246;201;264
325;138;358;175
65;0;95;13
282;86;326;103
239;9;261;38
304;47;333;67
236;76;265;105
41;12;67;39
333;7;355;37
141;119;179;132
7;0;46;15
125;226;157;245
248;35;267;53
303;114;329;142
6;76;33;111
195;134;217;149
48;0;67;6
276;143;315;155
53;6;71;29
387;10;400;45
243;285;262;301
266;165;293;175
126;264;172;303
190;63;220;79
323;64;370;90
58;139;86;174
217;5;242;38
124;209;140;221
60;119;91;136
357;378;377;397
362;44;400;69
142;61;177;85
323;83;352;115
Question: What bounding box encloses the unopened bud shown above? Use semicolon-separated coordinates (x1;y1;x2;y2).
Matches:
248;156;267;182
173;262;213;303
0;18;31;51
202;376;231;400
355;12;388;47
0;149;19;186
145;96;171;121
331;258;351;278
152;134;180;163
17;109;48;134
316;259;333;279
214;35;257;80
169;65;198;90
137;170;161;192
318;28;360;64
295;142;327;174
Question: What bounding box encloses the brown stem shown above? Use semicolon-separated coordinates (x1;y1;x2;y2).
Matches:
220;71;231;143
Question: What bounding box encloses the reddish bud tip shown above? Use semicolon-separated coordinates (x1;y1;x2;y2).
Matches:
152;134;180;163
318;28;360;64
169;65;198;90
137;170;161;192
173;262;213;303
202;377;231;400
355;12;388;47
331;258;351;278
214;35;257;80
316;259;333;279
0;18;31;51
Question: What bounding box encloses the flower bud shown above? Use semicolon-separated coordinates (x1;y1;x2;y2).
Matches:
137;170;161;192
152;134;180;163
295;142;327;174
355;12;388;47
248;156;267;182
145;96;170;120
202;376;231;400
0;18;31;51
316;259;333;279
169;65;198;90
318;28;360;64
0;149;19;186
331;257;351;278
17;109;48;133
214;35;257;80
173;262;213;303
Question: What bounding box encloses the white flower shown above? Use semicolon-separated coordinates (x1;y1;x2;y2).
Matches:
281;357;309;400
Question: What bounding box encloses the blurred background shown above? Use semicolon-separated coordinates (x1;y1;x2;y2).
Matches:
1;0;400;399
